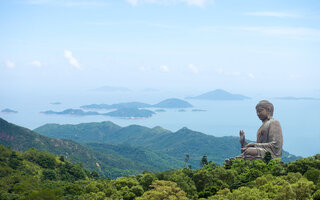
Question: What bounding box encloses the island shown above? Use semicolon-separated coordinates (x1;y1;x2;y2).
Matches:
192;109;207;112
104;108;155;118
41;109;100;116
50;102;61;105
155;109;166;112
81;102;151;110
186;89;250;100
81;98;193;110
152;98;193;108
41;108;155;118
1;108;18;114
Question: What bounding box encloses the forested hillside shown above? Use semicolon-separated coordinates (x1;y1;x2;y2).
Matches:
0;144;319;199
0;118;184;178
34;121;300;165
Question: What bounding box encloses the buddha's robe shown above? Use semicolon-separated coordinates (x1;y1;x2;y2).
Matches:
241;118;283;160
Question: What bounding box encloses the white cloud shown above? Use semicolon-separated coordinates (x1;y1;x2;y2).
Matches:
188;64;199;74
244;11;300;18
160;65;169;72
64;50;81;70
30;60;43;68
5;60;15;69
126;0;211;7
248;73;255;79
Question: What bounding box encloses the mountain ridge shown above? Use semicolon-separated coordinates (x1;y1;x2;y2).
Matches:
187;89;250;100
34;121;300;165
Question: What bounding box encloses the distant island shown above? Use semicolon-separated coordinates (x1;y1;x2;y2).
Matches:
43;98;193;118
186;89;250;100
82;98;193;110
152;98;193;108
41;108;155;118
274;96;320;101
155;109;166;112
104;108;155;118
192;109;207;112
50;102;61;105
41;109;100;116
81;102;151;110
1;108;18;114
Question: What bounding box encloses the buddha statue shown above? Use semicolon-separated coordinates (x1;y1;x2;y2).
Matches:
237;100;283;160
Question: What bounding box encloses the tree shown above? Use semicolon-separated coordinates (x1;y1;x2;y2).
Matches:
136;180;188;200
184;154;190;167
200;155;208;167
263;151;272;164
8;151;23;169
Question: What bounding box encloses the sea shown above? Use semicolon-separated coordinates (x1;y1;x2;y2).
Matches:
1;89;319;158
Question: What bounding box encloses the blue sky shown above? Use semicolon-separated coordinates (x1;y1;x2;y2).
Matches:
1;0;320;96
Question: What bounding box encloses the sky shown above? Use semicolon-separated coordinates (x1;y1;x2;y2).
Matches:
1;0;320;97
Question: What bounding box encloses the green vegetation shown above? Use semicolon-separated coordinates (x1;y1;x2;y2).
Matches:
35;121;300;166
0;118;183;178
0;144;319;200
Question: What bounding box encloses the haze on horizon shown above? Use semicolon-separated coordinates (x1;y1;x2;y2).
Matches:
1;0;320;97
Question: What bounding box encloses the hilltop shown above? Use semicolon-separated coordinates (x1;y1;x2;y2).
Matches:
187;89;250;100
34;121;299;165
0;118;184;178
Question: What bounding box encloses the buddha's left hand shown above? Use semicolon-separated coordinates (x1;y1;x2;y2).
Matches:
245;143;255;148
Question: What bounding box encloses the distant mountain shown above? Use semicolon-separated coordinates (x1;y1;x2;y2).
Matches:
155;109;166;112
50;102;61;105
187;89;250;100
104;108;155;118
274;96;320;101
81;102;151;110
0;118;184;178
41;109;100;116
1;108;18;113
41;107;155;118
81;98;193;110
34;121;300;166
153;98;193;108
192;109;207;112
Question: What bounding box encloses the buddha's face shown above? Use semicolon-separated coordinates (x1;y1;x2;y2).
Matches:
256;106;269;121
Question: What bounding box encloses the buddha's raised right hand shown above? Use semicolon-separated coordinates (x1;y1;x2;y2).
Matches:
239;130;246;148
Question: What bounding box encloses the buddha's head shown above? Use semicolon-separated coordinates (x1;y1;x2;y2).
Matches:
255;100;274;121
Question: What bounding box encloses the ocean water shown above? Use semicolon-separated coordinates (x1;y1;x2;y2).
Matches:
1;90;319;157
